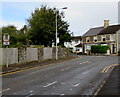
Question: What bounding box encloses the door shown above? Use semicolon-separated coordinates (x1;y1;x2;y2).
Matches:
112;44;115;54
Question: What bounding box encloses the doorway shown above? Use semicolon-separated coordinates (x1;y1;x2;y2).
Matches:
111;44;115;54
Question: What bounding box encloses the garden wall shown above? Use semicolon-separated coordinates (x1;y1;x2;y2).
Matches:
0;47;69;66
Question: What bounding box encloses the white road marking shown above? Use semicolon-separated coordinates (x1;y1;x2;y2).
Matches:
30;90;33;93
43;81;58;87
0;88;10;93
82;71;89;75
60;94;65;96
73;83;80;87
61;67;71;71
80;61;89;64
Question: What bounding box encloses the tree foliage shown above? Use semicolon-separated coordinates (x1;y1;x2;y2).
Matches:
27;5;71;47
2;25;29;48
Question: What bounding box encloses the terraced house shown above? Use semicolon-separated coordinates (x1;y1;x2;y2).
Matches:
82;20;120;55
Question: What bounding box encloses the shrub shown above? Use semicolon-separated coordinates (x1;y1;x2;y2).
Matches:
91;45;109;53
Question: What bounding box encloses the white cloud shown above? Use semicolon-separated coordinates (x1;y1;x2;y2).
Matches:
0;21;25;30
1;1;118;36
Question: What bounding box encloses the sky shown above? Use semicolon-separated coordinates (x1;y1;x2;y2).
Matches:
1;0;119;36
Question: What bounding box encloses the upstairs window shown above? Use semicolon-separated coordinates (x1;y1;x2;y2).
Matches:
106;35;110;40
102;35;106;42
94;36;97;43
86;37;90;43
110;34;115;41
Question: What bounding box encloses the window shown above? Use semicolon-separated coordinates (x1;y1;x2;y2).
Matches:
102;35;106;42
103;38;106;41
98;36;101;41
106;35;110;40
110;34;115;41
94;36;97;43
86;37;90;43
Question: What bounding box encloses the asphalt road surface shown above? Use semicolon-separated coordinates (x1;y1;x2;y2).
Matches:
1;55;118;96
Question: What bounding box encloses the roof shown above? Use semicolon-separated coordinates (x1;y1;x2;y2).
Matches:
75;43;82;47
82;24;120;37
82;27;104;37
98;25;120;35
71;36;82;40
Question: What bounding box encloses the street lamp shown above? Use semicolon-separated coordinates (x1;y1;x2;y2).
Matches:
55;7;67;60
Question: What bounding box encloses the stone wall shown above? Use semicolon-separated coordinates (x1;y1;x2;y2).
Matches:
26;48;38;62
2;48;18;65
43;48;52;60
0;48;3;65
38;48;44;61
0;47;69;66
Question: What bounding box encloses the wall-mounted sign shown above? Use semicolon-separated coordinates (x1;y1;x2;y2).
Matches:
3;34;10;45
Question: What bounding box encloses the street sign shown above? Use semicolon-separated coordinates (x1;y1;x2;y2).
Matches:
3;34;10;45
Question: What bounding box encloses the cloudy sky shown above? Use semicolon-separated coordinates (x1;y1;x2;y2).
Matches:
1;0;119;36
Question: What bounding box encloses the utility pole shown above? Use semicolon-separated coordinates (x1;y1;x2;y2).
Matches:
55;7;67;60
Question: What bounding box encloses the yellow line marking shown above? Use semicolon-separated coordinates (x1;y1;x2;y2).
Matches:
105;64;119;73
101;66;109;73
102;64;120;73
0;57;81;77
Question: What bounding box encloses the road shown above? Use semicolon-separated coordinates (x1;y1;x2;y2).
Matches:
1;55;118;96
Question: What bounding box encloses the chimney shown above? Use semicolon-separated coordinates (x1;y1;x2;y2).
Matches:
104;20;109;28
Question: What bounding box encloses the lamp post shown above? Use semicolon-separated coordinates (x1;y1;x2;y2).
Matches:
55;7;67;60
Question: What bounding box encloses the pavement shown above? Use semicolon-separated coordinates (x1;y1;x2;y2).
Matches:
96;65;120;96
1;55;119;96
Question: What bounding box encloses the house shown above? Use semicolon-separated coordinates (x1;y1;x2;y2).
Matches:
75;43;82;54
82;20;120;55
64;36;82;53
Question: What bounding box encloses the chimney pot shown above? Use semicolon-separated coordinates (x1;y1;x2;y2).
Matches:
104;20;109;28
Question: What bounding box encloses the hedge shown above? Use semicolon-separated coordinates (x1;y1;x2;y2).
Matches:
91;45;109;53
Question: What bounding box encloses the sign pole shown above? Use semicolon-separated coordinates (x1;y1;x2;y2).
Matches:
3;34;10;68
6;45;9;68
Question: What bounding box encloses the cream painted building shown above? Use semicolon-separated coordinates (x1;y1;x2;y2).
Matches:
82;20;120;55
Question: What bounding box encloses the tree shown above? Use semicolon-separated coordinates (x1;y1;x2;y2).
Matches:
2;25;18;47
27;5;71;47
2;25;29;48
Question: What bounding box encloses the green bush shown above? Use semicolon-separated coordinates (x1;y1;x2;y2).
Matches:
91;45;109;53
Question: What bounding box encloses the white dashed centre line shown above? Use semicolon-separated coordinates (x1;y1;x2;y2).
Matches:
73;83;80;87
80;61;89;64
0;88;10;94
61;67;71;71
43;81;58;87
82;71;89;75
